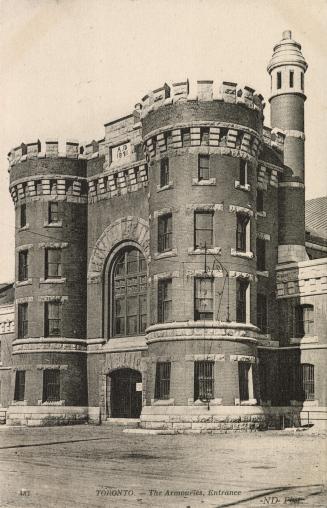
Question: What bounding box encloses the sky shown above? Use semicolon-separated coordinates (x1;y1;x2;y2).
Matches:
0;0;326;283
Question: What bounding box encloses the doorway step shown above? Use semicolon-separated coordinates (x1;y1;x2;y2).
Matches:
103;418;140;428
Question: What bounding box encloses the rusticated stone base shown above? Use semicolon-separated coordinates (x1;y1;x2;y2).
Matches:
140;406;302;433
6;406;100;426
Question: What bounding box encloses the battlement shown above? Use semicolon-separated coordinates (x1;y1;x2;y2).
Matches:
263;126;285;151
138;80;266;118
8;139;87;167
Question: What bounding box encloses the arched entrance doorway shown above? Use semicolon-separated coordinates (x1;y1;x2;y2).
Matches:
108;368;142;418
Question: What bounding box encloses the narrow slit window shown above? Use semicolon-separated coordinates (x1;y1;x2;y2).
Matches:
289;70;294;88
277;72;282;90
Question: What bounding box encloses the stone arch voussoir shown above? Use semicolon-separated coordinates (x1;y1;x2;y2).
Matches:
87;217;150;283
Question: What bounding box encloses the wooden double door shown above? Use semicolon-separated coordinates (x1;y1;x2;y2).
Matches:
109;369;142;419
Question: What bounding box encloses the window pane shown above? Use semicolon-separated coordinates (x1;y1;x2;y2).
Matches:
195;278;213;320
236;280;247;323
112;247;147;336
239;362;250;401
195;212;213;249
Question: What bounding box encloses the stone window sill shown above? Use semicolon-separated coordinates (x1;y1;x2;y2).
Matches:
235;398;257;406
151;398;175;406
44;221;63;228
192;178;216;186
11;400;28;406
188;247;221;255
188;398;222;406
153;249;177;260
289;336;318;345
257;211;266;218
302;400;319;407
16;279;33;287
18;224;30;232
235;181;251;192
156;182;173;192
257;270;269;277
37;400;65;406
39;278;66;284
231;248;253;259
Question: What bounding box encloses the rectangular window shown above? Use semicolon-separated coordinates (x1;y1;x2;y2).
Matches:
43;369;60;402
20;204;27;228
158;279;172;323
198;154;210;181
160;158;169;187
295;305;314;337
18;250;29;281
155;362;171;400
239;362;252;401
194;361;214;400
48;202;59;223
301;72;304;91
289;70;294;88
236;279;248;323
14;371;25;402
158;214;172;252
194;278;213;321
256;190;264;212
18;303;28;339
45;302;62;337
239;160;247;186
277;71;282;89
256;238;266;271
194;211;213;249
301;364;314;401
45;248;62;279
236;214;249;252
257;294;268;333
200;127;209;146
182;128;191;147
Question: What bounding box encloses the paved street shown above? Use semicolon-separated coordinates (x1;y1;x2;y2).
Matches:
0;424;325;507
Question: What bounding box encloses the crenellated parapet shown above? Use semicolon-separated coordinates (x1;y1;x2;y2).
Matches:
262;126;285;152
138;80;265;118
8;139;87;167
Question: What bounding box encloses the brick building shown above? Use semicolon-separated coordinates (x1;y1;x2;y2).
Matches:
1;31;326;430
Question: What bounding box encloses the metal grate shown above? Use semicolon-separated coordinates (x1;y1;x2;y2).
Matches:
194;361;214;401
43;369;60;402
155;362;171;400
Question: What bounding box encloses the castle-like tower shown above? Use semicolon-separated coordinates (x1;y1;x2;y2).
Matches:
267;30;308;263
3;32;326;431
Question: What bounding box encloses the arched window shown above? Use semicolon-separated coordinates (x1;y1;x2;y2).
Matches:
112;247;147;336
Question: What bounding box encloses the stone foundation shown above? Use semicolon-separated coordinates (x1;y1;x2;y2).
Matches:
6;406;100;426
140;406;302;433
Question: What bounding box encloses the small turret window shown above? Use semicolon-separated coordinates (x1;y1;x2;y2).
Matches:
301;72;304;91
289;70;294;88
277;72;282;90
